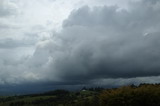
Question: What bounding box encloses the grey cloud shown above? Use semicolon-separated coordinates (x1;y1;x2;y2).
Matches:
0;38;33;48
62;5;123;28
44;0;160;83
0;0;18;17
1;0;160;88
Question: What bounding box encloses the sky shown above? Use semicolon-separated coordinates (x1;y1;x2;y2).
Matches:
1;0;160;94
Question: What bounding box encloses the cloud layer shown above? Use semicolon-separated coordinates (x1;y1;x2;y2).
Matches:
0;0;160;92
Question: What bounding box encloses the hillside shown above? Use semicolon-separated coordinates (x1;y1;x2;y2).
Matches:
0;84;160;106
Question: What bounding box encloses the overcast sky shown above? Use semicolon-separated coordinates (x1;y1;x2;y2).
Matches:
1;0;160;94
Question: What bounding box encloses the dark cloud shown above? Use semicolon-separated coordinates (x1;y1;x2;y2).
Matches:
1;0;160;91
44;0;160;83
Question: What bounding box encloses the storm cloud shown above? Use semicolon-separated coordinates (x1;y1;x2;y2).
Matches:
0;0;160;92
43;0;160;82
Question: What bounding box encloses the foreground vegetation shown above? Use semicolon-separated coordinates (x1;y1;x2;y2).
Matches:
0;84;160;106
